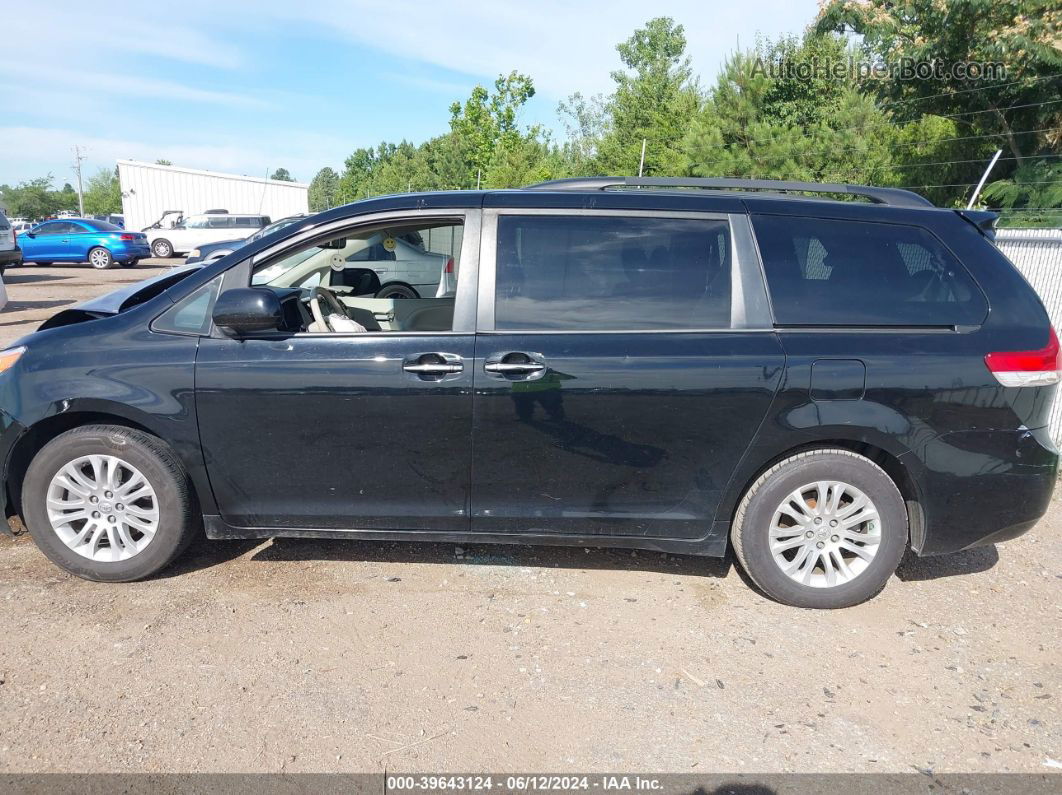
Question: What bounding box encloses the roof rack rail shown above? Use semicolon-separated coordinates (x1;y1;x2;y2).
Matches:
524;176;934;208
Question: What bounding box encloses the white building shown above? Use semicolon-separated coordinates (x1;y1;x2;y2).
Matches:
117;160;309;232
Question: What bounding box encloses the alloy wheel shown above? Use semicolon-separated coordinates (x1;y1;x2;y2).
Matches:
768;480;881;588
45;455;160;562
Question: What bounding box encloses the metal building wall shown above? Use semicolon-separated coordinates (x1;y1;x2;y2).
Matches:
995;228;1062;443
117;160;309;233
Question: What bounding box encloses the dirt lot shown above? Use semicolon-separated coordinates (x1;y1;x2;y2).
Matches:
0;263;1058;774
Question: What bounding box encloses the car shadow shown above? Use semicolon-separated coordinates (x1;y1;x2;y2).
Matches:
2;273;74;285
166;533;732;579
895;544;999;581
2;299;75;311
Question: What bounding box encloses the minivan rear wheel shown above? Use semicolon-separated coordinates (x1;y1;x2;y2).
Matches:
22;425;198;582
731;449;907;608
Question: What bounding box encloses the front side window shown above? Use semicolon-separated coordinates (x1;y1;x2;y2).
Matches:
153;276;223;335
184;216;210;229
752;215;987;327
247;220;463;334
494;215;732;331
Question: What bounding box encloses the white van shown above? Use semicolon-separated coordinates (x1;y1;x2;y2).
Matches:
146;213;270;258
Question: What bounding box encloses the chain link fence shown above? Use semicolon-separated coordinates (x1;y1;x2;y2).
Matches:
995;227;1062;444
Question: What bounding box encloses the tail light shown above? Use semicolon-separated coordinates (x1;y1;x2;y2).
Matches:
444;257;454;274
120;233;135;241
985;327;1062;387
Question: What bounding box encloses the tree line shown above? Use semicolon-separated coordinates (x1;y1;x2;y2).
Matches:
308;1;1060;227
3;2;1057;227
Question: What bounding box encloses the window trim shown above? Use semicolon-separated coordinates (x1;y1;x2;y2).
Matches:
477;207;773;334
214;207;482;337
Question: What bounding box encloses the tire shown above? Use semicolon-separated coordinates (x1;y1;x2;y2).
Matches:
88;246;114;270
375;283;419;299
731;449;908;609
34;261;51;267
121;258;139;268
21;425;199;582
151;239;173;258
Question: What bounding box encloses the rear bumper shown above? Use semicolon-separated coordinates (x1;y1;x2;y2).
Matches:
113;243;150;261
0;247;21;265
911;426;1058;556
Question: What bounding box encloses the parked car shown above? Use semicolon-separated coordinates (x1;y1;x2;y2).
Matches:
12;221;38;235
0;177;1057;608
90;214;125;229
0;211;22;275
146;213;271;258
185;214;309;264
18;218;150;269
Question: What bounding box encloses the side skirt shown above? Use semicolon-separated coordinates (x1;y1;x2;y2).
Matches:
203;515;730;557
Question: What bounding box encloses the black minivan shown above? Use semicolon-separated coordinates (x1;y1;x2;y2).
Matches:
0;177;1056;608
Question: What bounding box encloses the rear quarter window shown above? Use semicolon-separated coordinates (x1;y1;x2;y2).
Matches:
0;213;9;230
752;215;987;327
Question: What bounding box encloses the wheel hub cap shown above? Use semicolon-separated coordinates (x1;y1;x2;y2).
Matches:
46;455;160;562
769;480;881;589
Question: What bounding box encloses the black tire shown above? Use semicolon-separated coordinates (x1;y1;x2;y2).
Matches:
34;261;51;267
22;425;199;582
375;283;419;299
152;239;173;258
88;246;114;270
121;258;139;268
731;449;908;609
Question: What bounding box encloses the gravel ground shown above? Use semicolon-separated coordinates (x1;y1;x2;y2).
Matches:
0;263;1058;774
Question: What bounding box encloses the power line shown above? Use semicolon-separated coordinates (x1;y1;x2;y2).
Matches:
898;180;1062;189
695;127;1056;171
877;74;1062;109
871;153;1062;171
925;98;1062;120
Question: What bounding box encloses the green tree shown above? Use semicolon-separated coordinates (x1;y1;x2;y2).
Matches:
983;159;1062;227
595;17;701;176
82;168;122;215
0;176;62;219
815;0;1062;167
683;35;899;186
308;167;340;212
557;92;607;175
270;167;295;182
155;159;173;166
449;71;537;183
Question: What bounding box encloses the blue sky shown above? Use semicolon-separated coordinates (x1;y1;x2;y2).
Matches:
2;0;818;187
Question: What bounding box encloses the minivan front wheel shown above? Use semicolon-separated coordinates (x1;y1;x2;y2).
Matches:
22;425;198;581
151;239;173;258
731;449;907;608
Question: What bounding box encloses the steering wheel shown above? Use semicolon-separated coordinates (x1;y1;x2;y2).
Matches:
309;286;349;331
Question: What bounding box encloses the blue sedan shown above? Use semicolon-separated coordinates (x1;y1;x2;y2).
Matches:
19;219;151;269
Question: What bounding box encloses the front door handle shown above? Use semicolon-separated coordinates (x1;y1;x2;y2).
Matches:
484;361;544;374
402;352;464;380
484;352;548;381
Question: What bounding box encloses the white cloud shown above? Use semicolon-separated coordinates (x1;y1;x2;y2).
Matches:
1;62;270;110
252;0;817;98
5;5;245;70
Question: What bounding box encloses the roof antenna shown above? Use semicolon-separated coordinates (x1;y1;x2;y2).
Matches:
967;149;1003;209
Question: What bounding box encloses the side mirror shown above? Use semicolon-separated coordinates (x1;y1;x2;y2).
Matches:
212;288;283;335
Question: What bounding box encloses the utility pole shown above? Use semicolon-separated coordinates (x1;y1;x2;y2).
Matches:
638;138;647;178
71;145;86;216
